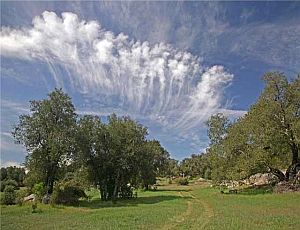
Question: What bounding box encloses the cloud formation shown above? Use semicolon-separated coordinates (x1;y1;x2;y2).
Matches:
1;11;233;130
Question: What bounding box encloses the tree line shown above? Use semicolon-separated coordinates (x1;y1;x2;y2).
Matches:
7;71;300;204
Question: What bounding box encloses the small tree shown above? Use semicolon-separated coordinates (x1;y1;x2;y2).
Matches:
1;185;16;205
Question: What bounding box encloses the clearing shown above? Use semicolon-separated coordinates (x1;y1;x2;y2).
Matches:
1;182;300;230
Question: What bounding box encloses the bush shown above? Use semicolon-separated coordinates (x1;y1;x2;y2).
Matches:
0;179;18;192
50;180;87;205
15;188;32;206
1;185;16;205
176;177;189;185
33;182;46;201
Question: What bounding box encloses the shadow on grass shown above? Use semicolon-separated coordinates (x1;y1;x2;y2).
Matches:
221;185;274;196
157;189;192;192
238;185;273;195
78;195;188;209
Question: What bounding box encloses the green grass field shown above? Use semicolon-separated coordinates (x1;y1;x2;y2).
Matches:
1;182;300;230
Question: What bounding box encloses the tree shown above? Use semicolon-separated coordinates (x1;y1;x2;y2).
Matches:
180;154;211;179
105;115;148;201
206;113;231;182
243;72;300;180
76;114;169;200
13;88;77;194
205;72;300;183
1;185;16;205
139;140;169;190
206;113;231;145
163;158;179;179
75;115;109;199
1;168;7;181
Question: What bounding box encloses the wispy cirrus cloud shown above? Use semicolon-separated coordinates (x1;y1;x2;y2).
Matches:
0;11;234;131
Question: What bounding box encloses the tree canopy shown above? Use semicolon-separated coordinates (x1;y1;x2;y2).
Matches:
204;72;300;182
13;89;77;193
13;89;170;200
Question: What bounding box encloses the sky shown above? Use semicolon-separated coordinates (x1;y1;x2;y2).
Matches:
1;1;300;167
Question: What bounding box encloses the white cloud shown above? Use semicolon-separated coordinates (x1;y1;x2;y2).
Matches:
218;108;247;118
0;11;233;131
0;161;21;167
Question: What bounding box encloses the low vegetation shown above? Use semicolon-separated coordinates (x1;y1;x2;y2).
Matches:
1;182;299;230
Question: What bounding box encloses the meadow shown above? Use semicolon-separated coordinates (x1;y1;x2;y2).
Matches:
1;181;300;230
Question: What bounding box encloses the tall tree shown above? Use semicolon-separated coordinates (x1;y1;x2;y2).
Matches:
246;72;300;180
206;113;231;182
13;89;77;193
139;140;169;190
206;72;300;182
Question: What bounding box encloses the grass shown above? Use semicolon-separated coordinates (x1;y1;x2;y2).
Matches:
1;182;299;230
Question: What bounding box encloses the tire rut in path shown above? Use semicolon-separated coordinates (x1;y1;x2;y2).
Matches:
160;190;214;230
189;192;214;229
160;191;192;230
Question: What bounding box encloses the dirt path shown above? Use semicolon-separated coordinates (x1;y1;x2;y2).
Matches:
189;192;214;229
160;191;193;230
161;187;214;230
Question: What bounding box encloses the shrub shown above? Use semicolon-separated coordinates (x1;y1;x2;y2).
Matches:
119;185;134;199
50;180;87;205
0;179;18;192
33;182;46;201
1;185;16;205
176;177;189;185
15;188;32;206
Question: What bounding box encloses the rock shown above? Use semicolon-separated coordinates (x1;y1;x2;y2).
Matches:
24;194;35;202
42;194;51;204
248;173;278;186
220;180;239;188
274;181;300;193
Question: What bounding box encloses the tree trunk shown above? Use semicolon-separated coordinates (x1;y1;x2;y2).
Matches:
112;174;119;203
112;182;118;204
291;142;299;165
285;163;300;181
268;166;286;181
45;170;54;194
144;183;149;190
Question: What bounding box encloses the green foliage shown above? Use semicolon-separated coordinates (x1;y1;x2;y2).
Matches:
15;188;32;206
176;177;189;185
13;88;77;194
162;159;180;179
206;113;231;145
50;180;87;205
76;114;169;200
205;72;300;183
0;166;26;192
13;89;170;201
180;154;211;179
1;185;16;205
0;179;18;192
33;182;46;201
0;167;7;181
31;203;38;213
1;184;300;229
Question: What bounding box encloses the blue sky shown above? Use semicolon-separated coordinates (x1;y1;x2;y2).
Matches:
1;1;300;166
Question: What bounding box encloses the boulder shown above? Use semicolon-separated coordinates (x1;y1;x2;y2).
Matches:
24;194;35;202
248;173;278;186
